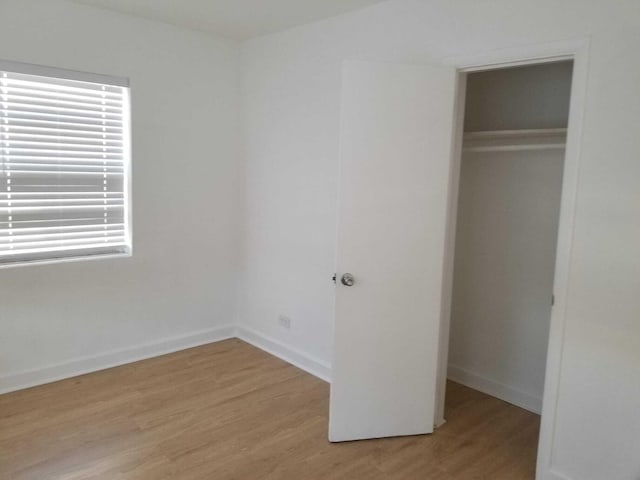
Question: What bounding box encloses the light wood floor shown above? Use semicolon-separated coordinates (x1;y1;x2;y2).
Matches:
0;339;540;479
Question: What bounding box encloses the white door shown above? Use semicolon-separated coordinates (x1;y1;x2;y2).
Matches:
329;60;458;442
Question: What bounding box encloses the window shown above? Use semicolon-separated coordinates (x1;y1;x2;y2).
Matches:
0;61;131;267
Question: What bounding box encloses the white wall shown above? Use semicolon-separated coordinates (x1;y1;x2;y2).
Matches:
464;61;573;131
449;148;565;414
0;0;242;390
239;1;640;479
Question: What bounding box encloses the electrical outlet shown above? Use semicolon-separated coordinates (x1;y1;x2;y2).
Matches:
278;314;292;329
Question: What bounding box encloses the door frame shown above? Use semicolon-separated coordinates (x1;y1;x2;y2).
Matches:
437;38;591;480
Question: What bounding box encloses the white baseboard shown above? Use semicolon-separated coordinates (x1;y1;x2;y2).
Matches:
447;364;542;414
0;324;236;395
236;325;331;383
540;469;575;480
0;324;332;396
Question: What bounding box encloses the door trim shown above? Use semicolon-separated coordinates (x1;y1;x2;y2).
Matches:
438;38;591;480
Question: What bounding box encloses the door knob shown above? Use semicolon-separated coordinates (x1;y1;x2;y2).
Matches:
341;273;355;287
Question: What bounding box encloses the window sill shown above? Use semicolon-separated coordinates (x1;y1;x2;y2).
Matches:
0;251;132;270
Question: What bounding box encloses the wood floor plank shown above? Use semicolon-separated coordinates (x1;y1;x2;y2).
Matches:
0;339;540;479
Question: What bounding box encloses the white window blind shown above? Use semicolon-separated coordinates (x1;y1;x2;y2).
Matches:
0;61;131;267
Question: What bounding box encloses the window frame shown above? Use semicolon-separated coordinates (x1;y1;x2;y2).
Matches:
0;60;132;269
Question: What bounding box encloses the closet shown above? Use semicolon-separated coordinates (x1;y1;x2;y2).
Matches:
447;61;574;414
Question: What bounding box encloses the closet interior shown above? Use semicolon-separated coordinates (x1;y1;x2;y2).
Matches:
447;61;574;415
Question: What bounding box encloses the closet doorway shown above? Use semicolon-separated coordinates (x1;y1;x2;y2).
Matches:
329;44;588;476
441;59;575;458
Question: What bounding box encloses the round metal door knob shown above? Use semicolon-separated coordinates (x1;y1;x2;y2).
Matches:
341;273;355;286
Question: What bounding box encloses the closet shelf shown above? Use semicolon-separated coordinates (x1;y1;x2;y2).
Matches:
463;128;567;153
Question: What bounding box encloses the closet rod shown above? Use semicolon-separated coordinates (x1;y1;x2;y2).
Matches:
463;128;567;153
463;143;566;153
464;128;567;139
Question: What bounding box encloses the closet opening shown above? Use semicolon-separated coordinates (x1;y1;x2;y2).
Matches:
442;60;574;456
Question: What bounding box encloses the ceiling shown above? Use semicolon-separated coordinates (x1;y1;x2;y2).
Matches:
70;0;388;40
